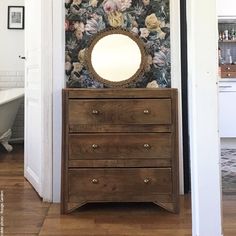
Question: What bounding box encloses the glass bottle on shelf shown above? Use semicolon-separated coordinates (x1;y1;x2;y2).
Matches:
225;48;232;64
231;28;235;40
219;32;223;41
224;30;229;40
218;47;224;65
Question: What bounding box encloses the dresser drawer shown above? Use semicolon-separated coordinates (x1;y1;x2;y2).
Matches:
69;133;172;160
68;168;172;202
68;99;171;128
221;64;236;72
221;65;236;78
221;72;236;78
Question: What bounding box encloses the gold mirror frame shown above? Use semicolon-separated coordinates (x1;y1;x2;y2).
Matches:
86;28;147;87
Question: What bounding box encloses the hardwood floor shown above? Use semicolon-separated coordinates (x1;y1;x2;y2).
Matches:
0;144;235;236
0;144;50;235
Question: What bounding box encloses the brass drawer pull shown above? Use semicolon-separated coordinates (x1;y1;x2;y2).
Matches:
143;109;150;114
92;179;99;184
92;110;99;114
143;143;151;149
227;67;231;70
92;144;98;149
144;179;150;184
227;73;231;77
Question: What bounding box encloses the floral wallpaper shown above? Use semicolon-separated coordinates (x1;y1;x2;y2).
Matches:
65;0;170;88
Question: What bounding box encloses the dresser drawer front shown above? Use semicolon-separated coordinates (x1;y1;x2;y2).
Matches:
69;133;172;160
68;168;172;202
221;64;236;72
221;72;236;78
68;99;171;127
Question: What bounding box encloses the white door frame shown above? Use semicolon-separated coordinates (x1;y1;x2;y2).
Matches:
170;0;184;195
40;0;53;202
52;0;65;202
186;0;223;235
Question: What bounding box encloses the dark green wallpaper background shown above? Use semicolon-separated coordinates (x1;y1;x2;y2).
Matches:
65;0;170;88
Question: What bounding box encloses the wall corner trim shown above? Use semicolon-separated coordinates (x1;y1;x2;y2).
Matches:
186;0;223;235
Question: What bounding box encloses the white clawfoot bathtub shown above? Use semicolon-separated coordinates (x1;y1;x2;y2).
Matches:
0;88;24;152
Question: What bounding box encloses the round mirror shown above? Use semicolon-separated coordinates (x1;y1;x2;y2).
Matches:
86;29;146;87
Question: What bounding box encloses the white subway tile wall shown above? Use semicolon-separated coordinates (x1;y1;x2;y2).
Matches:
0;71;24;141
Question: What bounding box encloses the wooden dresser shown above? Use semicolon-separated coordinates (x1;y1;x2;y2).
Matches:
61;88;179;214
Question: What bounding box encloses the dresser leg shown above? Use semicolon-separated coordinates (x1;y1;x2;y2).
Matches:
61;201;87;214
153;201;179;214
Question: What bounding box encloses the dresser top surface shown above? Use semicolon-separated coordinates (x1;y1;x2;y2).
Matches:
63;88;178;99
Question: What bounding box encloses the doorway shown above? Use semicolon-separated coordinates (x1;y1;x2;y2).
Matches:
0;1;52;233
218;20;236;195
217;5;236;235
0;0;25;175
0;0;53;202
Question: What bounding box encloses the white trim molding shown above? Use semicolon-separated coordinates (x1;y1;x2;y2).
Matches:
170;0;184;195
186;0;223;235
52;0;66;202
41;0;53;202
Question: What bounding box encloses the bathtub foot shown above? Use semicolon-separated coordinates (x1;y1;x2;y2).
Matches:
1;141;13;152
0;129;13;152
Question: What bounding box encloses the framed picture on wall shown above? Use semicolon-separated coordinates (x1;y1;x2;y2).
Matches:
8;6;24;30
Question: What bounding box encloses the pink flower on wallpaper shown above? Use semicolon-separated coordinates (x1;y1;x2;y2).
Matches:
140;28;150;38
117;0;132;11
103;0;118;14
74;22;85;32
65;20;70;31
85;18;99;34
103;0;131;13
153;51;167;67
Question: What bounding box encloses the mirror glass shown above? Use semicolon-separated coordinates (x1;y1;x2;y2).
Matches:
91;34;142;82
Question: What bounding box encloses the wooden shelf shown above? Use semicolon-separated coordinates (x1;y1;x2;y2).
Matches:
219;40;236;43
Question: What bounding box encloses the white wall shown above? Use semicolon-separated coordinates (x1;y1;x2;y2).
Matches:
0;0;25;140
170;0;183;194
218;0;236;17
0;0;25;71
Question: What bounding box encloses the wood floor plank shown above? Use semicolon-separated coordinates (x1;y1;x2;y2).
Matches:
0;145;50;235
39;199;192;236
0;144;236;236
